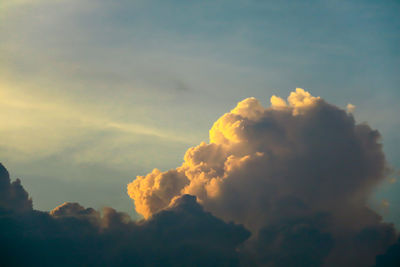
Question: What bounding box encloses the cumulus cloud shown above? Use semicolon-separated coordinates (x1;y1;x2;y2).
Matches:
347;103;356;113
128;88;398;266
0;164;249;267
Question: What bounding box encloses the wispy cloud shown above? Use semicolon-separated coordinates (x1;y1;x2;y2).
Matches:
0;86;196;164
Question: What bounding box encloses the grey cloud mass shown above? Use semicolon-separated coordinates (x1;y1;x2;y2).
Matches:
0;164;249;267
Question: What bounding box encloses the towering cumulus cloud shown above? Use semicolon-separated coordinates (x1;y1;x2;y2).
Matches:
128;89;398;266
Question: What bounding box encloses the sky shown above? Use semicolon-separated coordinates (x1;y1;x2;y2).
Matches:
1;0;399;224
1;1;400;266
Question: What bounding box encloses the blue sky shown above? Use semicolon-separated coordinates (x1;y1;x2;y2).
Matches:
1;0;399;224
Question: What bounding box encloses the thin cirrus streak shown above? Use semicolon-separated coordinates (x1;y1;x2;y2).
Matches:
0;87;196;160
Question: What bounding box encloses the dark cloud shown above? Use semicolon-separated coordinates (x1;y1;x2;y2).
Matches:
0;163;249;267
0;164;32;213
244;213;334;267
375;237;400;267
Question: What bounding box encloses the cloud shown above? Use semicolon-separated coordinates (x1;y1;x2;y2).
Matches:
0;163;32;212
0;87;196;161
243;213;334;267
375;237;400;267
128;89;398;266
0;163;249;266
347;103;356;113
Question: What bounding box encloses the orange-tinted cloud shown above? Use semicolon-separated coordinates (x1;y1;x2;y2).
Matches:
127;89;396;266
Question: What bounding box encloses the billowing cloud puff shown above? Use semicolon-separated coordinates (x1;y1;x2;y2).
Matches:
127;89;397;266
127;88;384;224
0;164;249;267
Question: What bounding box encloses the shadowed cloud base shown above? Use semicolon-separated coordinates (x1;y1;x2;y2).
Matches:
0;163;249;267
